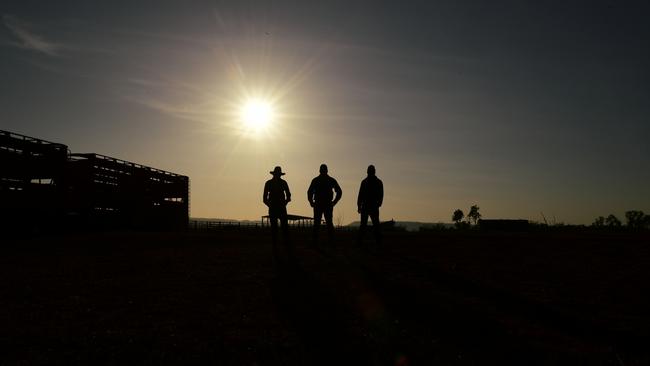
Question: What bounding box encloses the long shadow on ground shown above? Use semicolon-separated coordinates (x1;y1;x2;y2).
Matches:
342;244;631;365
270;260;371;366
348;250;543;365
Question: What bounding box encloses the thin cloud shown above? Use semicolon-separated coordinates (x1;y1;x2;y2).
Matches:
124;93;220;127
2;14;60;56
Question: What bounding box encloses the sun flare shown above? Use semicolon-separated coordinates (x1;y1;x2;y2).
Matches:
240;98;274;131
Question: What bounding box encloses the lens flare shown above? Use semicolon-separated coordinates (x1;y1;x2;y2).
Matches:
240;98;273;131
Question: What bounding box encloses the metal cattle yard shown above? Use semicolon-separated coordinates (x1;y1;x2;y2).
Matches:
1;129;189;231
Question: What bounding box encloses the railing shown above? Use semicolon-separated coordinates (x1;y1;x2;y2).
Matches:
190;220;263;230
69;153;188;179
1;129;68;147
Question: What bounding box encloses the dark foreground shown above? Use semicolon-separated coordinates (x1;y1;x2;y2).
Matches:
1;229;649;365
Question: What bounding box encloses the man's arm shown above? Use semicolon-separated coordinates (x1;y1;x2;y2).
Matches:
283;180;292;204
357;180;365;212
262;181;270;207
307;179;315;207
378;179;384;207
332;178;342;206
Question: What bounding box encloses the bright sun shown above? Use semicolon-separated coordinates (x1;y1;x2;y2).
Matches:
240;98;274;131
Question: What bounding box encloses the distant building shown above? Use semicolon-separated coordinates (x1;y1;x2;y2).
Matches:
1;129;189;232
65;153;189;230
1;130;69;231
261;214;314;227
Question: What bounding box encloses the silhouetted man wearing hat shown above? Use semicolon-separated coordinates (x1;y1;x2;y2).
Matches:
263;166;292;253
308;164;342;244
357;165;383;246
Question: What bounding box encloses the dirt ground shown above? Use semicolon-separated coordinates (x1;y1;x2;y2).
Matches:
1;229;649;365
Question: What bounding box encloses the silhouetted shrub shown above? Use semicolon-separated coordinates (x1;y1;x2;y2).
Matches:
625;210;648;229
592;216;605;227
452;209;464;226
467;205;481;225
605;214;622;228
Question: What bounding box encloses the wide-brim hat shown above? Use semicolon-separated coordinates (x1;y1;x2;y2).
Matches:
270;166;285;175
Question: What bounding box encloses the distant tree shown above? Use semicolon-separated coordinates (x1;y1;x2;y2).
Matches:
625;210;646;229
467;205;481;225
605;214;622;228
592;216;605;227
452;209;464;225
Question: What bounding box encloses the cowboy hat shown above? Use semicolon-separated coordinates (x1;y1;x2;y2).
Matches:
270;166;285;175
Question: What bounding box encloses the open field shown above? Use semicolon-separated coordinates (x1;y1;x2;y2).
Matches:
1;229;649;365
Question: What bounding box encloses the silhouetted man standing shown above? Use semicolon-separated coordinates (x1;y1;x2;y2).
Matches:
263;166;292;255
357;165;383;246
308;164;342;244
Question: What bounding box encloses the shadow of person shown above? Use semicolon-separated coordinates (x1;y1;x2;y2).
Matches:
270;262;370;366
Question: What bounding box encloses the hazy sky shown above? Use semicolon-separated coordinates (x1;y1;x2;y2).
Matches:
1;1;649;224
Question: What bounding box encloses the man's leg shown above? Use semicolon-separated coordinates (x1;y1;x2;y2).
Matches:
280;209;289;239
269;211;280;260
358;210;369;245
313;206;322;244
324;205;334;244
369;209;381;245
270;212;279;244
279;208;294;259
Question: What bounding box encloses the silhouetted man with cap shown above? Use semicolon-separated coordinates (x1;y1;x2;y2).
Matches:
263;166;292;256
357;165;383;246
308;164;342;244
